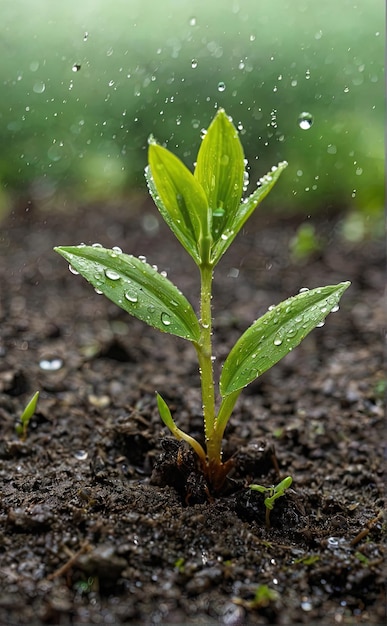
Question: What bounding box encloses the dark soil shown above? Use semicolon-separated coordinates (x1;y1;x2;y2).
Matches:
0;197;384;625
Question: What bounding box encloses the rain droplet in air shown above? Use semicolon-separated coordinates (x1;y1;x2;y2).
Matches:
191;59;198;69
105;269;120;281
161;312;171;326
217;81;226;92
33;81;46;94
72;63;81;72
298;112;314;130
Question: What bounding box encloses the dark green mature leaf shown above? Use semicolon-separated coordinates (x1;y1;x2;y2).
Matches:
194;109;244;251
54;245;201;343
210;159;288;265
146;143;210;265
220;281;350;396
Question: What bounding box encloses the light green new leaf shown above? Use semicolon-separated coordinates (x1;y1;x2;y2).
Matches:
156;393;206;463
220;281;350;396
211;159;288;265
146;143;210;265
194;109;244;252
54;246;201;343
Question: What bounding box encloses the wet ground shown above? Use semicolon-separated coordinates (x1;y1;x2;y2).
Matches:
0;198;384;624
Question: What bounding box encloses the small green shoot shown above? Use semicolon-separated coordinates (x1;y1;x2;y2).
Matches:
15;391;39;441
250;476;293;528
55;109;350;494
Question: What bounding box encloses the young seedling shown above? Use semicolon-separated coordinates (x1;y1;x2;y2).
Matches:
250;476;293;528
54;109;350;494
15;391;39;441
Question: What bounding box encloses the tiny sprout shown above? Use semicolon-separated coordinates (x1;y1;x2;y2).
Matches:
15;391;39;441
250;476;293;528
55;109;350;495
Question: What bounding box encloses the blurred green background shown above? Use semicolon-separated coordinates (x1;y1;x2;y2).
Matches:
1;0;384;228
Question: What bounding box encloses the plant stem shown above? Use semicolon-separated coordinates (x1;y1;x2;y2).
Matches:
197;264;216;454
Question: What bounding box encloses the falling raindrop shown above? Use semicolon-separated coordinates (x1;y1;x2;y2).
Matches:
217;81;226;92
72;63;81;72
298;112;314;130
161;312;171;326
191;59;198;69
83;32;89;42
189;16;197;26
33;81;46;94
39;357;64;371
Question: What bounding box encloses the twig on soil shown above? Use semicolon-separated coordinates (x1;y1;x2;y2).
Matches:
350;510;383;547
47;541;91;581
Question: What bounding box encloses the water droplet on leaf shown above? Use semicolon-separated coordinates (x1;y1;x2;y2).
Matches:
125;291;138;303
105;269;120;281
161;312;171;326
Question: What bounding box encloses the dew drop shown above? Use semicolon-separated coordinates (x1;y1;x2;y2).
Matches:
299;287;309;293
286;327;297;337
316;320;325;327
213;207;225;217
125;291;138;303
273;337;282;346
160;270;168;278
68;264;79;275
95;288;103;295
138;255;147;263
161;312;171;326
112;246;122;254
39;357;64;371
217;81;226;92
298;112;314;130
92;242;103;248
331;304;340;313
105;269;120;281
74;449;88;461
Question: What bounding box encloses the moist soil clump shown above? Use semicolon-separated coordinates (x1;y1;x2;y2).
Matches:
0;199;384;625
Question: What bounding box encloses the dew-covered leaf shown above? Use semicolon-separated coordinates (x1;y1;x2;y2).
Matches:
194;109;244;255
210;160;288;265
220;281;350;396
147;143;210;265
54;245;201;343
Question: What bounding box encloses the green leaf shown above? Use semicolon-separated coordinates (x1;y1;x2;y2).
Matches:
147;143;210;265
156;393;207;463
194;109;244;255
220;281;350;396
210;159;288;265
54;245;201;343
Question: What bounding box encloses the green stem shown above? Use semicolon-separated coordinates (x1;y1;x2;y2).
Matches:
196;264;216;457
